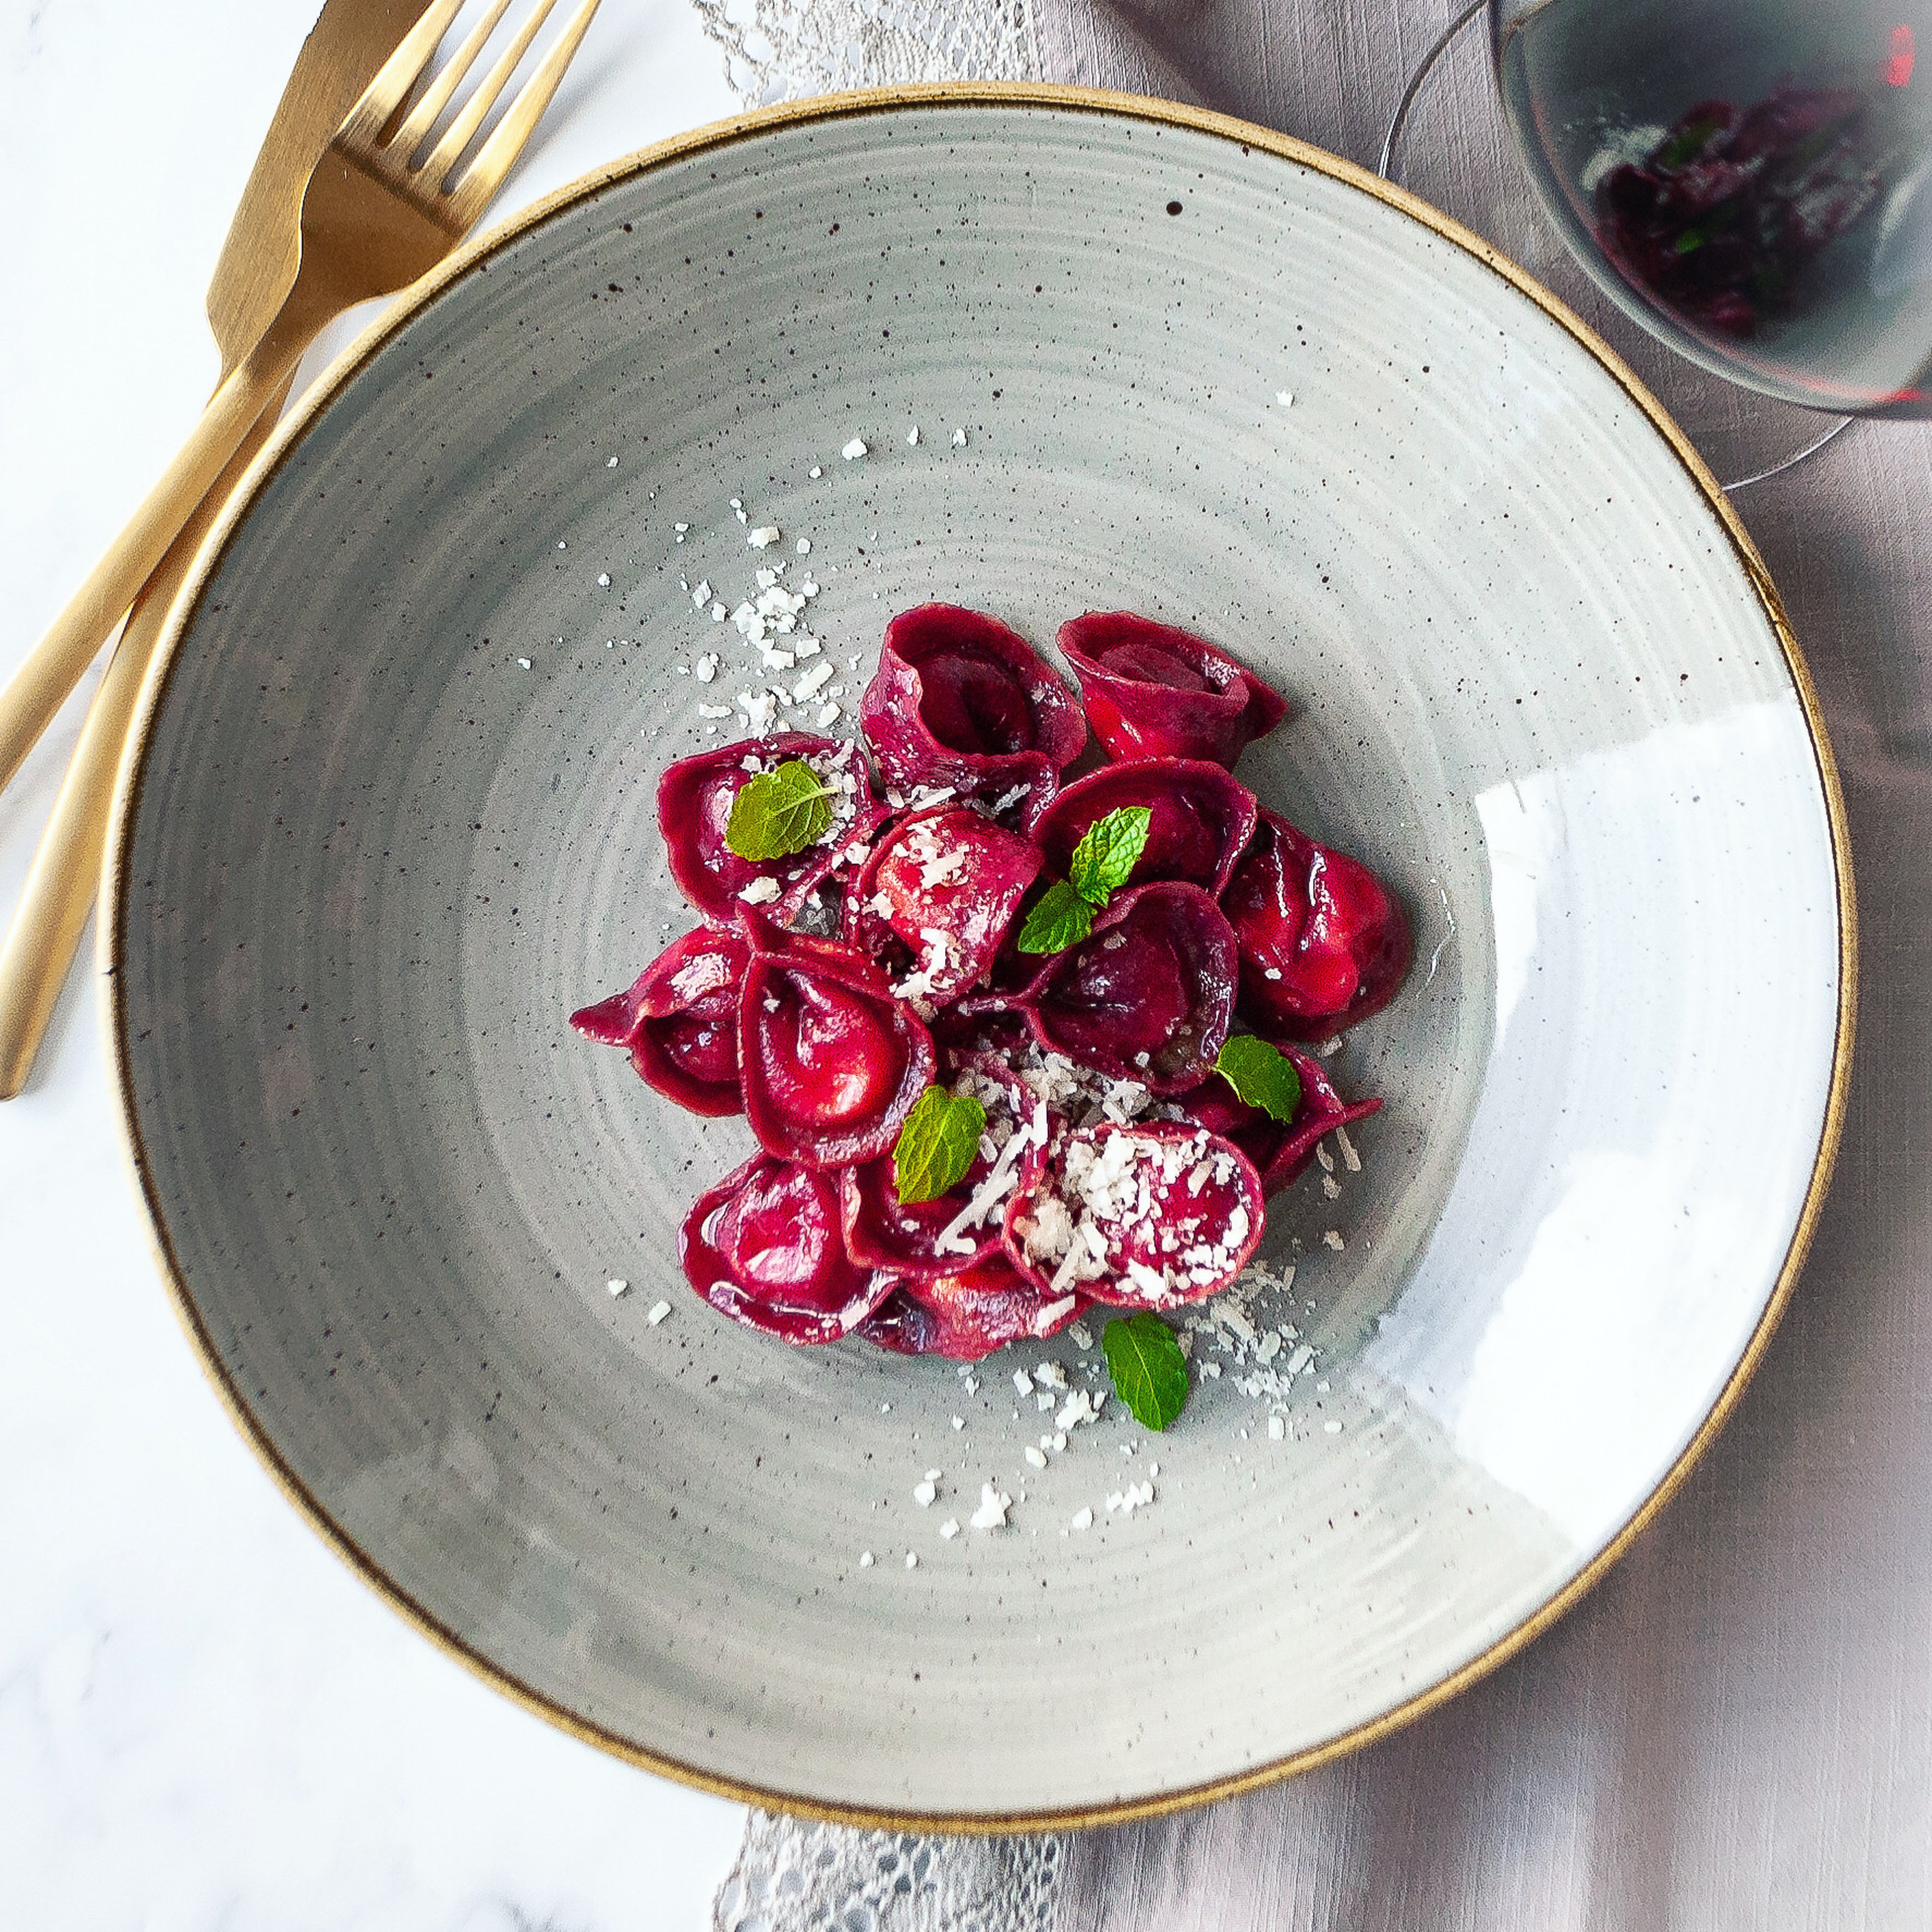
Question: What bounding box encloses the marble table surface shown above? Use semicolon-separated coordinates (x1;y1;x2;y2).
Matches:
0;4;753;1924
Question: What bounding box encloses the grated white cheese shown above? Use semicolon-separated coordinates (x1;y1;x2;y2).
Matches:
738;876;781;906
970;1483;1012;1530
1336;1124;1362;1172
647;1300;672;1326
606;1279;628;1297
842;437;868;460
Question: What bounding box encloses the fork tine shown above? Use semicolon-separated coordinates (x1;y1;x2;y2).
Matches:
392;0;517;153
339;0;465;142
444;0;603;225
424;0;563;191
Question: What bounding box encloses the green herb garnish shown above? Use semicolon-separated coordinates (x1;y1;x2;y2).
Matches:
1103;1312;1189;1431
1016;807;1153;955
1213;1035;1303;1122
891;1085;988;1204
723;758;836;861
1015;879;1097;955
1068;806;1152;907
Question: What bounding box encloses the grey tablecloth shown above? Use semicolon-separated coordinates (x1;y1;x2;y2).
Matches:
1027;3;1932;1926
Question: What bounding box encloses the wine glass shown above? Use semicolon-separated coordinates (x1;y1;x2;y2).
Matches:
1387;0;1932;477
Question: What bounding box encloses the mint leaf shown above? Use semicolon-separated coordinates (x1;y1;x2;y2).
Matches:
1214;1035;1303;1122
1103;1313;1189;1431
1015;880;1096;954
892;1085;988;1204
725;758;836;861
1069;806;1153;907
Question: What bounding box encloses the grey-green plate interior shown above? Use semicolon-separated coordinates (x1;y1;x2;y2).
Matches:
114;99;1839;1818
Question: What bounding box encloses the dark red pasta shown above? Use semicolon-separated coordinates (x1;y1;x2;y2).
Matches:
1058;612;1287;768
1011;881;1238;1092
1168;1042;1382;1196
860;604;1086;815
681;1153;896;1344
1003;1123;1264;1309
576;604;1403;1363
1028;757;1257;896
739;923;937;1168
1222;810;1411;1041
842;804;1043;1004
840;1056;1031;1276
570;925;749;1116
657;733;885;924
858;1259;1086;1358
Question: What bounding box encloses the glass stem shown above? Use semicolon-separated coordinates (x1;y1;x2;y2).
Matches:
1379;0;1487;181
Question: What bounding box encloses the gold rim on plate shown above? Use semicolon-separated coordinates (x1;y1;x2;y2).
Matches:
101;82;1858;1832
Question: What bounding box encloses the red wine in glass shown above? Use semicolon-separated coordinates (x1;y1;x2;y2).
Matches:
1495;0;1932;417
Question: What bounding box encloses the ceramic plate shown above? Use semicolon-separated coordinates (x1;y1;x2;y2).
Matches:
107;88;1852;1826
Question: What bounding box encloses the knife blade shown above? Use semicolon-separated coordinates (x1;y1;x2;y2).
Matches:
208;1;436;375
0;0;436;1097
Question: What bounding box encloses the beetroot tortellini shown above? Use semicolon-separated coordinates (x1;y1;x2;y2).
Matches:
575;602;1405;1364
1011;882;1238;1092
1169;1042;1382;1196
682;1154;893;1343
1222;810;1412;1040
861;604;1086;814
570;925;748;1116
843;806;1042;1004
1059;612;1287;768
658;733;884;924
1028;758;1257;896
859;1260;1087;1359
1004;1124;1265;1309
739;919;936;1168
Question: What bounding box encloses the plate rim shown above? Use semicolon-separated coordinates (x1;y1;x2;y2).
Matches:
101;80;1859;1832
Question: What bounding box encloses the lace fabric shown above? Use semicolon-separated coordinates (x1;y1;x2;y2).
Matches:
693;0;1040;106
714;1812;1064;1931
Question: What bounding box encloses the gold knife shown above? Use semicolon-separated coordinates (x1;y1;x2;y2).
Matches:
0;1;433;1099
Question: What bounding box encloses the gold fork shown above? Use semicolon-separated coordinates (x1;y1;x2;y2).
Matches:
0;0;602;804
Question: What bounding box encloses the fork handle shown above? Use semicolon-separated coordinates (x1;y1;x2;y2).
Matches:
0;385;292;1100
0;281;335;800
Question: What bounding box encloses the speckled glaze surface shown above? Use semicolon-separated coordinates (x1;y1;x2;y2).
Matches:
106;89;1849;1826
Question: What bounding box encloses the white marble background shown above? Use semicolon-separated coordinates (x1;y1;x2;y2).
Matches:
0;4;753;1924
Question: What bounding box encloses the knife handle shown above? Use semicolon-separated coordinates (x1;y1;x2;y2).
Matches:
0;380;294;1099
